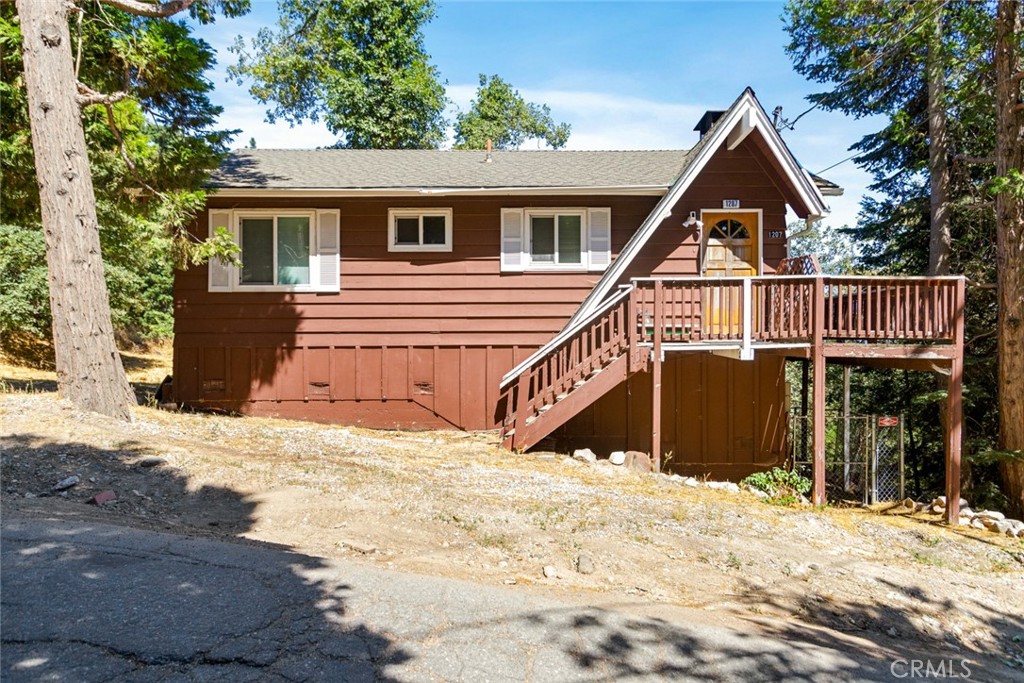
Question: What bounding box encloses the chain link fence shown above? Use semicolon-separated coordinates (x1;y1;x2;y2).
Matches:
790;414;904;504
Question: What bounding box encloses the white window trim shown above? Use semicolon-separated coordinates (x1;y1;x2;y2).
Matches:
387;208;453;252
233;210;317;292
526;209;587;271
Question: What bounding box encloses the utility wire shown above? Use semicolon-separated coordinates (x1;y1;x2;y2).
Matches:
778;0;949;133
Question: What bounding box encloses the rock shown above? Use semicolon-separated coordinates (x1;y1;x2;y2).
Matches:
931;505;946;514
931;496;968;509
542;565;558;579
138;457;168;468
668;474;684;483
1006;519;1024;537
958;507;974;518
743;485;769;499
624;451;653;473
706;481;740;493
913;502;928;513
981;517;1002;531
572;448;597;464
990;520;1013;536
887;627;898;637
974;510;1005;521
684;477;699;487
576;554;596;575
608;451;626;466
562;457;582;467
86;490;116;506
339;539;377;554
969;518;986;530
52;475;79;491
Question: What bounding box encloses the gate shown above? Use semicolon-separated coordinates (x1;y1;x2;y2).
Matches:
790;414;904;504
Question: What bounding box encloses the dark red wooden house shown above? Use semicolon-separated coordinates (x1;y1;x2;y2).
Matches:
174;89;966;518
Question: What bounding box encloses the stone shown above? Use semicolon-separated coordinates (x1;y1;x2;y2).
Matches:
339;539;377;554
990;520;1013;536
572;448;597;464
542;565;558;579
974;510;1005;521
576;554;595;575
624;451;653;473
562;457;582;467
138;457;168;468
706;481;740;493
743;485;769;499
683;477;699;487
608;451;626;466
887;627;898;637
1006;520;1024;537
86;490;116;506
52;475;79;491
970;519;986;530
958;507;974;518
668;474;684;483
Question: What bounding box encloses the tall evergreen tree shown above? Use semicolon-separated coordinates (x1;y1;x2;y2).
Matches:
11;0;247;419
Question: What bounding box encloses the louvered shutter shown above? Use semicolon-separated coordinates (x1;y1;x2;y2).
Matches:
315;210;341;292
500;208;525;272
208;210;232;291
587;208;611;271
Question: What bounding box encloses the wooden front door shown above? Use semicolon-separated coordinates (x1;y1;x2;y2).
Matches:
702;212;759;335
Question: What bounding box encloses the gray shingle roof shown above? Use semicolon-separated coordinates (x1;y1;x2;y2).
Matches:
209;149;695;190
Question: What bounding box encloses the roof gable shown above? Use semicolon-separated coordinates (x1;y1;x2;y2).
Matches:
566;87;830;327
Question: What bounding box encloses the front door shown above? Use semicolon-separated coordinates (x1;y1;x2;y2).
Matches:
702;212;760;335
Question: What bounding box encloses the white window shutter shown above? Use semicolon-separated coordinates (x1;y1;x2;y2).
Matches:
587;208;612;271
500;209;525;272
208;210;232;291
316;210;341;292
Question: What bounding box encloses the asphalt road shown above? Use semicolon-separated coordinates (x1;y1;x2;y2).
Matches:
1;515;1006;682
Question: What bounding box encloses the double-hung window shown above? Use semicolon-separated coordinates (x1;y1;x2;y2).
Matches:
207;209;340;293
388;208;453;252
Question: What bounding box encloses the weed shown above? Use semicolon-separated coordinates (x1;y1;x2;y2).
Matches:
726;552;742;570
741;468;811;506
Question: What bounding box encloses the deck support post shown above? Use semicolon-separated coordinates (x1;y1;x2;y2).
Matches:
811;278;827;505
512;370;531;452
944;278;966;524
651;280;663;471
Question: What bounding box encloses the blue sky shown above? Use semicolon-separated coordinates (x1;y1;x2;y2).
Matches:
192;1;884;229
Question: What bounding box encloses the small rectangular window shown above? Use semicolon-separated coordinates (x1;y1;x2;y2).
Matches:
240;218;274;284
277;216;311;285
528;211;584;267
388;209;453;252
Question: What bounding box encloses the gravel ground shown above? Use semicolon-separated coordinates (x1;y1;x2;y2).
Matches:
2;375;1023;675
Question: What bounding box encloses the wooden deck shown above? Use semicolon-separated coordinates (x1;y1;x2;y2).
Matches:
500;274;966;523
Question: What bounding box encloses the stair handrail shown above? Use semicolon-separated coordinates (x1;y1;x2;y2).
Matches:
499;284;635;389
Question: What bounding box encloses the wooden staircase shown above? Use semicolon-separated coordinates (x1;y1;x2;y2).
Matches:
500;286;645;451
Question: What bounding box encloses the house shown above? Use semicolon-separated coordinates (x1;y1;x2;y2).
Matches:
173;89;966;519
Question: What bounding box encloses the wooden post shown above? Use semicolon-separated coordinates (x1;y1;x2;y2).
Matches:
512;370;531;452
811;278;827;505
651;281;664;470
945;277;966;524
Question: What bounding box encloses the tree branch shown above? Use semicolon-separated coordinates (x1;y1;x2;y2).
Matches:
1013;70;1024;83
954;154;996;165
76;82;129;107
97;98;164;199
97;0;196;18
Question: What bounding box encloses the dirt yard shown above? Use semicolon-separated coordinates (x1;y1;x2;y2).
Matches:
2;347;1022;675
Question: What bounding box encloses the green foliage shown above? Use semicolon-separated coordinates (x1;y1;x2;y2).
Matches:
230;0;447;149
454;74;570;150
0;2;245;343
741;468;812;505
784;0;1011;504
786;221;858;275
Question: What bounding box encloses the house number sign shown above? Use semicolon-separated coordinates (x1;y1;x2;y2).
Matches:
722;199;741;209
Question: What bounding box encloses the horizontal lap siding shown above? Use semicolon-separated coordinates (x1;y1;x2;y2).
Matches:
174;195;657;429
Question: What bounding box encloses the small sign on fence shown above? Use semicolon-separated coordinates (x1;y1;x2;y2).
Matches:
878;416;900;427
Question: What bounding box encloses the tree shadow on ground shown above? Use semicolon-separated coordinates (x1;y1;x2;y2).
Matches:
0;433;411;682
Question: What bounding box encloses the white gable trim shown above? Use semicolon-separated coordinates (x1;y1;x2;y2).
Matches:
565;89;829;327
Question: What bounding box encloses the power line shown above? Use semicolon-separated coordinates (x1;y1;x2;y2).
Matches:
817;153;860;175
777;0;949;133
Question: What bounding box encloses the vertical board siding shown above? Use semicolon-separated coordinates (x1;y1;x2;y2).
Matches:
175;141;799;432
555;353;788;479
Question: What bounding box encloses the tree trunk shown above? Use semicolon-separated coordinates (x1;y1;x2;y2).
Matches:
927;1;952;277
994;0;1024;517
16;0;136;420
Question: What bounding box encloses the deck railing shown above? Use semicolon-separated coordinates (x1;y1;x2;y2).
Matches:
631;275;963;347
